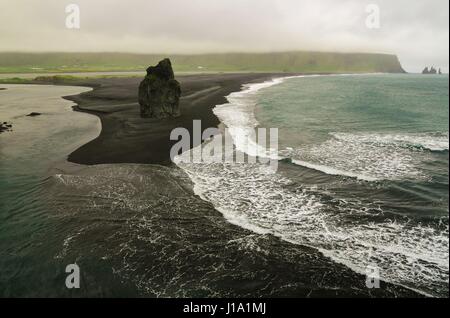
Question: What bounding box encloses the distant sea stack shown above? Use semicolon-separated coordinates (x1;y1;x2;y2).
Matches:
138;58;181;118
422;66;442;74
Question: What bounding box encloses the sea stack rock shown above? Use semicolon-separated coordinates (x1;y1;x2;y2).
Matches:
138;58;181;118
422;66;441;75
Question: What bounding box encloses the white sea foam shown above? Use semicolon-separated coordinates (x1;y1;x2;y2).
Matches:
213;75;317;160
174;74;449;296
332;132;449;152
212;74;400;168
291;159;378;181
213;81;273;159
288;132;448;181
176;156;449;297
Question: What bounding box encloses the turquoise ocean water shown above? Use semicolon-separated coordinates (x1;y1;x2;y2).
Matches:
178;74;449;297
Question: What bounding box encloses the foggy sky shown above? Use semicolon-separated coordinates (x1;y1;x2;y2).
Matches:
0;0;448;73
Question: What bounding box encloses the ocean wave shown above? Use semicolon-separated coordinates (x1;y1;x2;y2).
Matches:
214;78;282;159
213;75;319;160
176;156;449;297
290;159;378;181
175;136;448;296
284;132;449;181
175;75;449;296
332;132;449;152
50;163;422;297
213;75;447;181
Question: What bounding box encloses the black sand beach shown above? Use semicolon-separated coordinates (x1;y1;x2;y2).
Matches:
2;73;422;297
63;73;287;165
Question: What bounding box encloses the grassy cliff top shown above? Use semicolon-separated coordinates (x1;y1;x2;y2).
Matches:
0;51;405;74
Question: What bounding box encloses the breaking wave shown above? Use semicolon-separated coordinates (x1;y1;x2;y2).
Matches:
175;75;449;297
287;132;448;181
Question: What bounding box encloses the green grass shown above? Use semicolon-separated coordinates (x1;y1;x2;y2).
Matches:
34;75;83;81
0;77;32;84
0;52;405;74
0;74;144;85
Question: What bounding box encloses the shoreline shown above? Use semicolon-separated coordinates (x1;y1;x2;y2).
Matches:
172;74;433;298
60;73;293;165
62;73;424;297
2;73;424;297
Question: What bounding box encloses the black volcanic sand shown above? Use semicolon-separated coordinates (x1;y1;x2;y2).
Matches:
38;74;421;297
64;73;288;165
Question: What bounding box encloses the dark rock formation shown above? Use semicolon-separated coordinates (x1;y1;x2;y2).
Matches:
138;58;181;118
26;112;41;117
422;66;441;74
0;121;12;133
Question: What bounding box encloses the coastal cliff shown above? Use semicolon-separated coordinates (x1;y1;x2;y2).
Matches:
0;51;405;74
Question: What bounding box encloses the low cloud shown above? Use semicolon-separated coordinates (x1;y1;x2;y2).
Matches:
0;0;448;72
